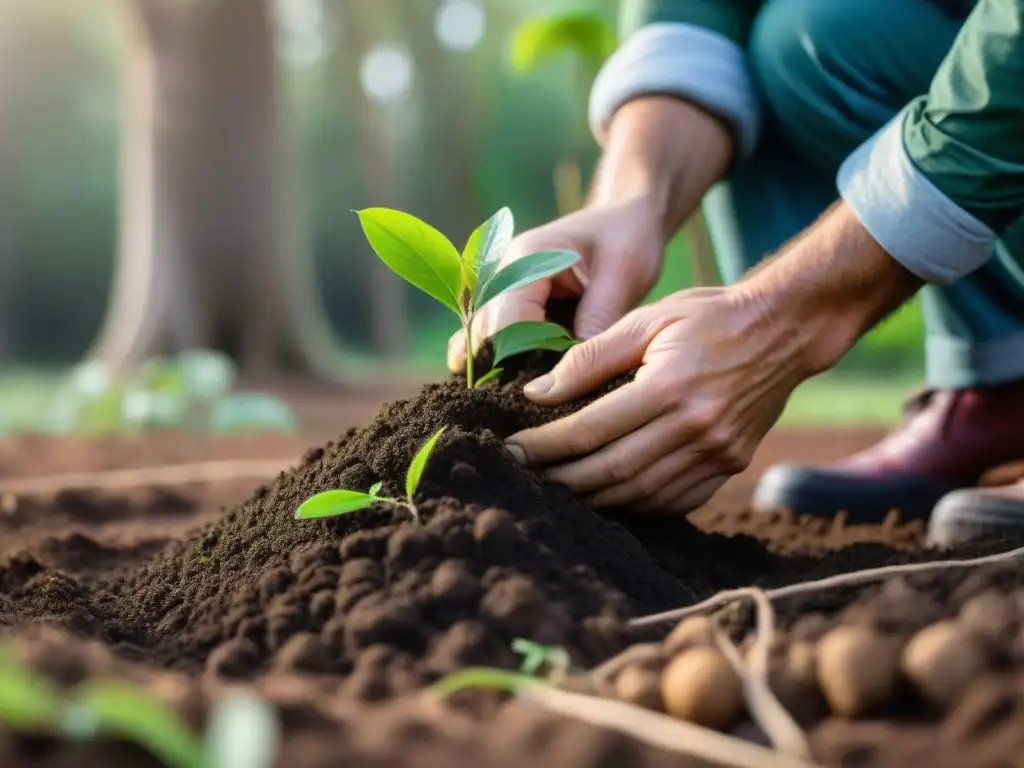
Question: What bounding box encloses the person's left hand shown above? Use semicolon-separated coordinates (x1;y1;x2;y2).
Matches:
503;286;817;513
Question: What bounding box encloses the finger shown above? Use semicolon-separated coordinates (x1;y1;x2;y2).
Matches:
482;277;550;338
506;378;662;466
636;473;729;514
522;309;655;405
447;328;467;372
587;443;704;508
574;259;642;340
543;415;685;494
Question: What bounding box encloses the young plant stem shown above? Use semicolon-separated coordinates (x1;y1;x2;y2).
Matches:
464;314;476;388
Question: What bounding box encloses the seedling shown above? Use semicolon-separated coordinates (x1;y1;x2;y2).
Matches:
0;646;278;768
512;638;571;680
354;207;580;387
295;426;447;523
430;638;573;698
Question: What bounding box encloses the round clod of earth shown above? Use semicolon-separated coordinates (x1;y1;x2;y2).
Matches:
816;625;902;718
386;526;441;568
663;615;716;656
614;665;663;712
661;647;744;730
430;560;481;603
958;590;1014;644
900;620;987;710
205;637;259;679
785;640;818;686
338;558;384;588
473;508;519;549
274;632;331;673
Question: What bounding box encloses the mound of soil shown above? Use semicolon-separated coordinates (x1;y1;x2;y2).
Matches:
1;329;1021;767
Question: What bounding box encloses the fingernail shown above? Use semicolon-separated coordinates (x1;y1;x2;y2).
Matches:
524;374;554;398
505;442;527;465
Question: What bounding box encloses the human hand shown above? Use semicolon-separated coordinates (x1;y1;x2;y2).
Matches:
446;196;665;372
503;286;814;513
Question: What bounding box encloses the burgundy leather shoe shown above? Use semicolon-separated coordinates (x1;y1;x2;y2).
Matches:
928;480;1024;547
751;381;1024;523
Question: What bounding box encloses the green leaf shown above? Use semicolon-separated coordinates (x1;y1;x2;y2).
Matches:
202;692;279;768
355;208;463;315
67;680;203;768
368;481;383;496
406;426;446;501
472;368;503;388
510;12;617;72
295;490;379;520
491;321;577;367
476;250;580;309
0;657;62;729
463;207;514;303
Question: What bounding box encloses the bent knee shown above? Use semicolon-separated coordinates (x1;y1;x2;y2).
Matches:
747;0;891;171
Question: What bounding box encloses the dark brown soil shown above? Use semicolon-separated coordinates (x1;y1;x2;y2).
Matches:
0;357;1020;767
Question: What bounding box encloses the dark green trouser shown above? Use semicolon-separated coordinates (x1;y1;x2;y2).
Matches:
702;0;1024;387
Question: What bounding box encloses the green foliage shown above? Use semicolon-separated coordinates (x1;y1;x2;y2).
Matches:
429;667;537;697
511;638;571;677
405;425;446;501
354;207;579;386
295;426;447;522
491;321;577;366
354;208;464;315
474;250;580;308
475;321;578;388
0;645;278;768
65;680;203;768
510;11;618;72
0;652;62;729
41;352;297;437
294;487;386;520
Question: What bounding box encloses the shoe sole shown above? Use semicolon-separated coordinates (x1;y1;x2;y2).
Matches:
751;464;960;525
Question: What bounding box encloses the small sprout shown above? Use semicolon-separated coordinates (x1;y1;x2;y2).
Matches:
0;653;62;729
428;668;538;698
296;426;447;523
511;638;571;680
64;679;204;768
510;10;618;73
193;542;209;565
355;207;579;387
472;368;504;389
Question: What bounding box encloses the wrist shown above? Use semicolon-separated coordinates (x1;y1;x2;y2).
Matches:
737;202;923;376
589;96;732;242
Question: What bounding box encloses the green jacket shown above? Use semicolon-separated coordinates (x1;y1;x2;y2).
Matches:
589;0;1024;284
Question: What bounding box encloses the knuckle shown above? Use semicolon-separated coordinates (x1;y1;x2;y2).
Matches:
565;421;602;456
607;457;642;484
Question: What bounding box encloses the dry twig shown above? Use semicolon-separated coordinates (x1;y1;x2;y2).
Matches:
521;683;824;768
711;589;810;758
629;544;1024;630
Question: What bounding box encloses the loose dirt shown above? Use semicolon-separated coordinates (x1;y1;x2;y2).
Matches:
0;353;1020;767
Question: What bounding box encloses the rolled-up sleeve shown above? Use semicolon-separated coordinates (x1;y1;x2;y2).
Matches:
588;0;764;159
838;0;1024;284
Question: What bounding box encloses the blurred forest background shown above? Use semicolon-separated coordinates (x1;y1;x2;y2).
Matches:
0;0;924;424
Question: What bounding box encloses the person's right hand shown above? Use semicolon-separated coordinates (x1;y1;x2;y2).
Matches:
447;195;668;373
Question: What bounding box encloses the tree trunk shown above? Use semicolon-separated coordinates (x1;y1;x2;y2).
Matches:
0;18;17;364
90;0;346;381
